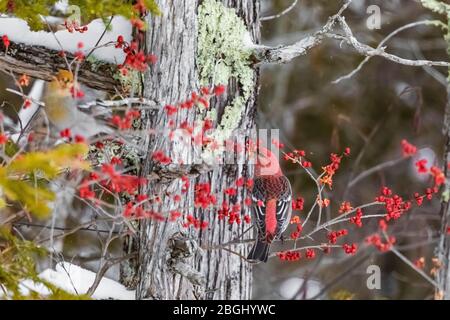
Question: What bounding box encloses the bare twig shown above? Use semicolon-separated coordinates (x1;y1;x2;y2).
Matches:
348;157;408;189
333;20;440;83
384;232;440;289
86;253;137;296
333;17;450;68
261;0;299;22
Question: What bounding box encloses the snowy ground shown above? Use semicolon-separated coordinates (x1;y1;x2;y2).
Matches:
19;262;135;300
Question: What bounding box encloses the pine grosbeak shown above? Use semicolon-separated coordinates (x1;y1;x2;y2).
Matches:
248;147;292;263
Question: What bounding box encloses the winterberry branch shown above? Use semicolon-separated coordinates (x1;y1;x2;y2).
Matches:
301;201;383;240
269;244;341;258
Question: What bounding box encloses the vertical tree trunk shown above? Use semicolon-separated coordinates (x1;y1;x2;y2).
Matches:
437;87;450;299
128;0;260;300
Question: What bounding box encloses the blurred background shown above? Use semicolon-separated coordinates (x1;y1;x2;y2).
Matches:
253;0;448;299
0;0;448;300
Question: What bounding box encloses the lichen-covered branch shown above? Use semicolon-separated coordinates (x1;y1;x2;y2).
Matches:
253;0;351;64
0;41;121;93
255;0;450;69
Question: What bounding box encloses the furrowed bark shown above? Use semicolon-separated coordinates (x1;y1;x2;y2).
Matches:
436;86;450;300
132;0;260;300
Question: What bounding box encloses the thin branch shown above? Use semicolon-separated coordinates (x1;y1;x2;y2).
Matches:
386;235;440;289
348;157;408;189
255;3;450;70
86;253;137;297
261;0;299;22
79;97;158;109
301;202;383;240
333;20;440;83
333;17;450;68
308;252;372;300
254;0;352;64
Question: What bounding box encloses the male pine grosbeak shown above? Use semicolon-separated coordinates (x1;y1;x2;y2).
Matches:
247;147;292;263
43;69;113;139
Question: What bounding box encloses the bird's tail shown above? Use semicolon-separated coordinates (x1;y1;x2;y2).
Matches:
247;239;270;263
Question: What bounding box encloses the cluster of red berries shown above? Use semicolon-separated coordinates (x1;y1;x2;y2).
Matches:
59;128;85;143
365;234;396;252
277;251;301;261
111;109;141;130
401;139;417;157
152;151;172;165
64;21;88;33
320;149;349;189
101;163;147;193
284;149;312;168
305;248;316;259
0;133;8;145
339;201;353;214
328;229;348;244
292;197;304;211
342;243;357;255
123;202;159;220
183;214;209;230
376;187;411;221
2;35;10;49
415;159;428;173
194;183;217;209
115;37;157;74
218;200;252;226
78;160;147;203
165;85;226;118
350;208;363;227
290;223;303;240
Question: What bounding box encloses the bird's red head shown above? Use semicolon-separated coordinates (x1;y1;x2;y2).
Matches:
255;146;282;177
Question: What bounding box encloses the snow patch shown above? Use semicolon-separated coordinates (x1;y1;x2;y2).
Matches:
279;277;322;299
20;262;135;300
0;16;132;63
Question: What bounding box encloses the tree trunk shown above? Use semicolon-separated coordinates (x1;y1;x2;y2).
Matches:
437;87;450;300
125;0;260;300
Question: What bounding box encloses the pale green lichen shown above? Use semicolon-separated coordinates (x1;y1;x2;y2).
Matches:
85;55;141;93
197;0;253;97
197;0;254;162
112;68;142;93
89;140;140;173
86;55;109;72
421;0;450;15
